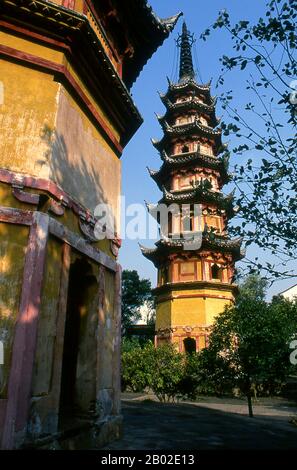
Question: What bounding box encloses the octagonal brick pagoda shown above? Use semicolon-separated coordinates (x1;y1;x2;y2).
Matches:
140;22;244;353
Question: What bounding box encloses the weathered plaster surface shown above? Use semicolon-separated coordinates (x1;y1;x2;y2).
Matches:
0;224;28;398
52;88;121;228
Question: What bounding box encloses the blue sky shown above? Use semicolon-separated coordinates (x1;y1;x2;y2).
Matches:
119;0;296;298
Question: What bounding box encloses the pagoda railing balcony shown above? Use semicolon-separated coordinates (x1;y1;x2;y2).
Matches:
171;117;215;132
166;231;203;240
170;147;216;159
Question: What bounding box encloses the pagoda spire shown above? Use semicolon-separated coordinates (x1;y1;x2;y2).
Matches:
178;21;195;82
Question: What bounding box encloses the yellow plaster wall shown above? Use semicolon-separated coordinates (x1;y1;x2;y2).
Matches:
32;236;63;397
0;59;59;179
156;286;235;331
205;296;233;325
52;87;121;229
0;223;29;398
155;300;172;330
98;268;116;390
0;29;122;229
171;297;206;326
64;60;120;141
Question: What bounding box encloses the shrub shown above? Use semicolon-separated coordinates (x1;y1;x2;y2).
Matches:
149;344;185;402
121;340;154;392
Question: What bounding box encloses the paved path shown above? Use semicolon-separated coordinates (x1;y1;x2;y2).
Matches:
104;396;297;450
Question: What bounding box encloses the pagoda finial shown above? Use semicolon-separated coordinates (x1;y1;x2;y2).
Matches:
177;21;195;83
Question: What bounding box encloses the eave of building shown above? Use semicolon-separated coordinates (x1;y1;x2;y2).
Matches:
140;234;244;266
160;185;234;210
147;151;231;189
0;0;181;149
158;96;219;126
114;2;183;88
166;78;211;94
152;121;223;152
153;280;239;296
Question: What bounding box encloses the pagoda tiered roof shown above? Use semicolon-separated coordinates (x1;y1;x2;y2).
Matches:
157;96;219;127
152;119;223;152
141;21;243;270
147;150;231;188
166;77;212;98
160;185;235;215
140;231;244;266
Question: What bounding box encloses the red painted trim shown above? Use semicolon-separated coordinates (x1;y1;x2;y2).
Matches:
84;0;121;65
49;217;117;272
0;203;117;271
0;44;123;155
158;293;234;303
12;187;40;205
112;264;122;414
0;206;33;226
0;169;75;212
50;243;71;427
62;0;76;9
0;169;121;244
1;212;49;449
0;20;71;53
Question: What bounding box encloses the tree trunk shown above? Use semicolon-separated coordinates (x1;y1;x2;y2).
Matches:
247;393;253;417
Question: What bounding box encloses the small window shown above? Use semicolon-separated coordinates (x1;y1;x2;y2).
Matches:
184;337;196;354
182;144;189;153
182;214;194;232
211;264;223;281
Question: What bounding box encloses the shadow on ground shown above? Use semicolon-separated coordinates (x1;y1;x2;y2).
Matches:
103;399;297;450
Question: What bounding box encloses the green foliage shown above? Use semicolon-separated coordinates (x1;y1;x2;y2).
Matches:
121;279;297;409
121;340;154;393
149;344;185;402
237;273;268;301
121;270;154;334
121;342;185;401
201;0;297;280
205;293;297;415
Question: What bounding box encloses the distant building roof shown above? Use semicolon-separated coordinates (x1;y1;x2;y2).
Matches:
278;283;297;300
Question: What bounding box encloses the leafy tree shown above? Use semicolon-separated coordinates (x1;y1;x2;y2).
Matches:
149;344;185;402
206;294;297;416
121;270;154;334
201;0;297;280
237;272;268;301
121;341;185;402
121;340;154;392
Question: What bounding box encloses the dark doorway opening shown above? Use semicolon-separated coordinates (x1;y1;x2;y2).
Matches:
183;337;196;354
59;258;95;426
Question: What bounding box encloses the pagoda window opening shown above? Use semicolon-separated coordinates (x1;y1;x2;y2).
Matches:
199;116;208;127
179;174;193;189
181;144;190;153
181;207;194;233
160;266;169;285
211;263;223;281
183;337;196;354
207;215;221;232
179;261;196;281
200;143;213;156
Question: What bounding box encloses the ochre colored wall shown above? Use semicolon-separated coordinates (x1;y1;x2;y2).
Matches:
32;237;63;397
52;88;121;230
0;223;29;398
171;297;206;326
155;300;172;330
156;286;234;333
0;58;59;178
99;268;116;390
0;29;121;231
